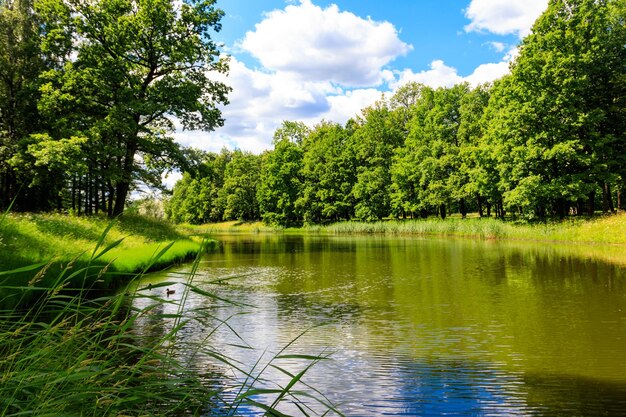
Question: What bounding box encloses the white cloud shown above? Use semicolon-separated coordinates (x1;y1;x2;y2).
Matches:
465;61;510;85
391;55;512;90
464;0;548;37
392;60;463;89
173;57;383;154
318;88;384;125
239;0;412;87
486;41;506;53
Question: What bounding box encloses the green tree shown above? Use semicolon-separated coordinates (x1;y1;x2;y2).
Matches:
165;148;231;223
257;121;307;226
493;0;626;218
456;83;494;217
37;0;230;215
0;0;46;209
219;150;261;221
349;101;403;221
390;84;435;218
297;121;355;223
391;85;467;219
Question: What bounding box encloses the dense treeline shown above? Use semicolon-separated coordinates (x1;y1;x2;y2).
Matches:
167;0;626;226
0;0;228;215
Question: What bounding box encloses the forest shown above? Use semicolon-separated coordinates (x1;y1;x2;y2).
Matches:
2;0;626;226
168;0;626;226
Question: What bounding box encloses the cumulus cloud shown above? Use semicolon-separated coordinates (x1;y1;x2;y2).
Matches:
172;57;383;153
239;0;412;87
464;0;548;37
391;57;511;90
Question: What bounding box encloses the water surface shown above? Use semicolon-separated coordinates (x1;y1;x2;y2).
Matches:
137;234;626;416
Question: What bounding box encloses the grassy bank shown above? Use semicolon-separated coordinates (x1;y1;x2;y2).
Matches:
0;213;216;307
187;213;626;246
304;213;626;245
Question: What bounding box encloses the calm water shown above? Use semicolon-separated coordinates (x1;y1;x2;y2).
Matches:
136;234;626;416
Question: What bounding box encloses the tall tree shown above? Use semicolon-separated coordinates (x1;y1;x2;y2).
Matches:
297;121;355;223
493;0;626;218
390;84;435;218
456;83;494;217
0;0;46;209
350;101;403;221
37;0;230;215
257;121;307;226
219;150;261;221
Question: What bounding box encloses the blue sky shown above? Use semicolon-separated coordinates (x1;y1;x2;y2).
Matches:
172;0;548;159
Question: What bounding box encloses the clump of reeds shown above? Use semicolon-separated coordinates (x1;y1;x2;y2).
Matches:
317;218;512;239
0;225;340;416
314;214;626;244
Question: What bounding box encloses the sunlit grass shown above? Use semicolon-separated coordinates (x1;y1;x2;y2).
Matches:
0;213;215;308
311;213;626;244
183;220;279;234
0;212;210;270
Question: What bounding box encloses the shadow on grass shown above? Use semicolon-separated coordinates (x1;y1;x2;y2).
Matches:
28;215;106;242
117;214;188;241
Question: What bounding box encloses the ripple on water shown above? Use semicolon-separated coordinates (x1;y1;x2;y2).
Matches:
136;236;626;416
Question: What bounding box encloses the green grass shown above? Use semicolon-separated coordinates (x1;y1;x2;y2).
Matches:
182;220;279;235
0;213;216;308
305;213;626;245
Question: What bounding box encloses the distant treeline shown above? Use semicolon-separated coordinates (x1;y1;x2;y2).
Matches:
167;0;626;226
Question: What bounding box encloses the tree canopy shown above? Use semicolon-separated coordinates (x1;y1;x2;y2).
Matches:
1;0;229;214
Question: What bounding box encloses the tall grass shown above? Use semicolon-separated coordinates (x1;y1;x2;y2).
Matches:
311;214;626;244
0;226;340;416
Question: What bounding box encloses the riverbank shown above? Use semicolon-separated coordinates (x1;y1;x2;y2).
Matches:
0;213;215;307
189;213;626;245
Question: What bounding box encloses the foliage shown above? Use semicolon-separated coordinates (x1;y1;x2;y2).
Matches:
219;149;261;221
257;122;306;226
297;121;356;224
350;101;403;221
487;0;626;218
1;0;230;215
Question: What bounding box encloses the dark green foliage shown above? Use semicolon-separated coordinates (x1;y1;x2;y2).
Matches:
165;148;231;224
0;0;229;215
219;149;261;221
350;101;403;221
489;0;626;218
297;121;356;224
257;122;307;226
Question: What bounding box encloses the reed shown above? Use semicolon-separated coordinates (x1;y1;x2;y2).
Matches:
0;229;340;416
313;214;626;244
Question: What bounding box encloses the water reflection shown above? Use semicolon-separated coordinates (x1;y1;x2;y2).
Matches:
134;234;626;416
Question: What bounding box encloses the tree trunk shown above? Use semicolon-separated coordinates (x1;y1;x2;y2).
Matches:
112;139;138;217
459;198;467;219
439;204;446;220
577;199;585;216
607;183;615;213
587;190;596;216
602;182;611;213
476;194;484;218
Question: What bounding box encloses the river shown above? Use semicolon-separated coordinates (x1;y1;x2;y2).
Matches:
135;234;626;416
